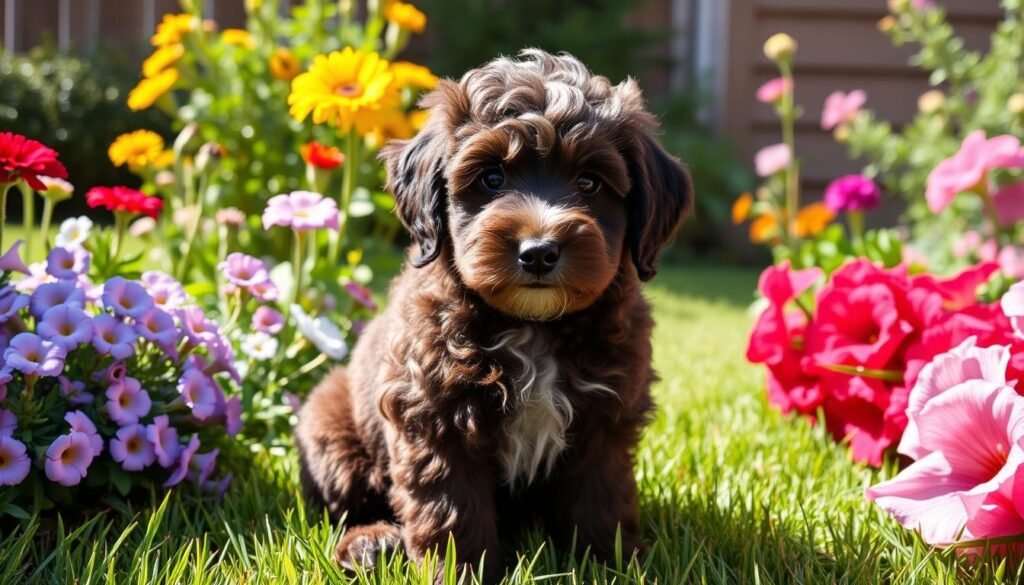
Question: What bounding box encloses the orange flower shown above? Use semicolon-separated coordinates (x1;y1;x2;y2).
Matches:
794;202;835;238
732;192;753;224
301;141;345;170
749;214;779;243
384;1;427;33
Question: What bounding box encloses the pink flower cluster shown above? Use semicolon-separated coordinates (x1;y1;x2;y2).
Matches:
0;243;238;496
747;259;1021;466
926;130;1024;215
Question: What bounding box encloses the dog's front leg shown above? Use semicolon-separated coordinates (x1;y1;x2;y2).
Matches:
390;438;500;583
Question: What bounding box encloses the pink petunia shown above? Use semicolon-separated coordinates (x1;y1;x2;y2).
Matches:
177;368;219;420
140;271;187;310
756;77;791;104
109;424;156;471
821;90;866;131
44;432;95;486
105;376;152;425
0;435;30;486
262;190;340;232
926;131;1024;214
999;246;1024;280
344;282;378;311
1002;281;1024;339
146;414;181;468
992;182;1024;226
823;175;882;213
65;410;103;457
252;306;284;334
218;252;271;289
754;143;792;177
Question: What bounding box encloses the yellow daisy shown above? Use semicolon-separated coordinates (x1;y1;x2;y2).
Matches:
288;48;399;134
108;130;169;169
365;108;415;149
269;47;300;81
128;69;179;111
151;13;195;47
142;43;184;78
408;109;429;131
391;61;438;90
384;1;426;34
221;28;254;48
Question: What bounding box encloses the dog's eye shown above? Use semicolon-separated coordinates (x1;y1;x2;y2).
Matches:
480;169;505;191
577;174;601;195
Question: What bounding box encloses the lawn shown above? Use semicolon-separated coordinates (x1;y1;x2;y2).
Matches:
1;262;1010;584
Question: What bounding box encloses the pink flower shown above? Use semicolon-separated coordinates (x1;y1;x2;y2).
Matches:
177;368;219;420
215;207;246;227
92;314;137;360
252;306;284;334
0;409;15;436
756;77;791;104
262;190;340;232
65;410;103;457
866;384;1024;545
993;182;1024;226
821;90;866;131
105;376;152;425
754;143;792;177
926;131;1024;214
344;282;378;311
823;175;882;213
165;434;201;487
147;415;181;468
141;271;187;310
999;246;1024;280
110;424;156;471
0;435;30;486
44;432;95;486
135;307;178;351
1002;281;1024;339
0;240;29;275
910;261;999;312
4;332;67;377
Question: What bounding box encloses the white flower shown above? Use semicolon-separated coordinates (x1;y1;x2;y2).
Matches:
290;304;349;360
39;176;74;202
55;216;94;249
15;262;55;294
240;332;279;361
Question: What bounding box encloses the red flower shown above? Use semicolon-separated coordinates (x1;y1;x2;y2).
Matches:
0;132;68;190
300;141;345;170
86;186;164;219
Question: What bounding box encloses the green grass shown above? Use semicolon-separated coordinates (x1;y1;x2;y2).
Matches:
3;263;1017;584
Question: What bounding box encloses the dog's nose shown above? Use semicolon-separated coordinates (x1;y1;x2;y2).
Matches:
518;239;560;276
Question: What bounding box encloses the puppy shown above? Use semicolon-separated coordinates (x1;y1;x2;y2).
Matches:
295;49;692;581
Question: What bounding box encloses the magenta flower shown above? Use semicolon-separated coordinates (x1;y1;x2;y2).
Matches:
823;175;882;213
110;424;156;471
0;285;28;324
756;77;791;104
218;252;270;289
135;307;178;350
0;240;29;275
225;396;242;438
866;384;1024;545
252;306;284;334
926;131;1024;214
993;182;1024;226
102;277;155;320
59;375;93;406
65;410;103;457
141;271;187;310
4;332;66;377
0;409;16;436
250;280;280;302
38;305;93;350
344;282;378;311
177;368;219;420
29;280;85;319
105;376;152;425
1002;280;1024;338
45;247;90;280
821;90;866;131
44;432;95;486
147;415;181;468
754;143;792;177
0;436;30;486
165;434;201;487
262;190;340;232
92;314;136;360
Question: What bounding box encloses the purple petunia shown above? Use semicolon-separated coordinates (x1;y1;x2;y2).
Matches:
0;285;29;324
177;306;219;348
0;436;30;486
109;424;156;471
190;448;219;484
0;409;16;436
140;271;187;310
59;375;93;406
38;305;93;350
165;434;201;487
29;280;85;319
65;410;103;457
4;332;67;377
252;306;284;334
146;415;181;468
105;376;152;425
45;247;90;280
135;307;178;350
44;432;95;486
177;368;219;420
218;253;270;289
102;277;155;320
224;396;242;438
92;314;137;360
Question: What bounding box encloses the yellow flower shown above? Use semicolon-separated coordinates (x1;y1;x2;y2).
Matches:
384;1;427;34
365;109;415;149
142;43;184;78
917;90;945;114
128;69;179;111
222;28;254;48
269;48;301;81
731;192;753;224
1009;93;1024;115
749;214;779;244
793;203;835;238
151;13;195;47
408;109;429;131
391;61;438;90
763;33;797;62
108;130;170;169
288;48;400;134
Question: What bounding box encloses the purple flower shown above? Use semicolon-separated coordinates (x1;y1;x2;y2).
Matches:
141;271;187;310
110;424;156;471
164;434;200;487
102;277;155;320
147;415;181;468
283;392;302;413
205;337;242;384
45;247;90;280
823;174;883;213
0;369;11;401
344;282;378;311
0;409;16;436
106;376;152;425
190;448;219;484
29;280;85;319
44;432;95;486
252;306;284;334
92;314;137;360
203;472;233;500
65;410;103;457
250;280;279;302
4;333;66;377
15;262;55;294
59;375;94;406
38;305;93;350
0;240;29;275
225;396;242;438
218;253;270;289
177;368;219;420
135;307;178;350
0;285;29;324
262;190;340;232
177;306;219;348
0;436;30;486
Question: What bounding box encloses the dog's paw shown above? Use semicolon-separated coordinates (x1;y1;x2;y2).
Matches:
335;522;403;572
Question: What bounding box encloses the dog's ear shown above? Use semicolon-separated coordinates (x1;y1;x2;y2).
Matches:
381;117;451;268
624;129;693;282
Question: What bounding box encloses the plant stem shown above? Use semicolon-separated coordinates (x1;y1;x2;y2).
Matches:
292;230;307;309
20;183;35;261
778;60;800;249
0;183;10;253
848;210;865;254
329;131;358;264
978;188;1007;243
39;198;56;254
175;175;208;282
112;211;129;264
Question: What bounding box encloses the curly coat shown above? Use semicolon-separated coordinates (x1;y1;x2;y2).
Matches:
295;49;692;582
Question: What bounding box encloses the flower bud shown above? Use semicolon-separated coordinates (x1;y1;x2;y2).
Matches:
917;90;945;114
877;15;896;32
173;123;200;158
194;143;224;175
763;33;797;62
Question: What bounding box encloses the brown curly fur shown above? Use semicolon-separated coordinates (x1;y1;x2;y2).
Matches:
295;49;692;583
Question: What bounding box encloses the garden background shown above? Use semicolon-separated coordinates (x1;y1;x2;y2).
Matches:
3;0;1024;583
